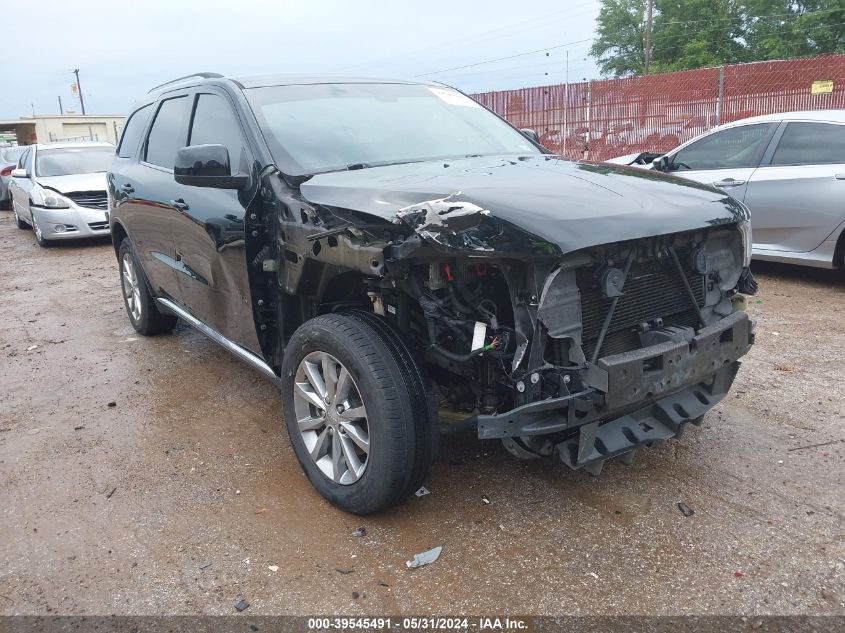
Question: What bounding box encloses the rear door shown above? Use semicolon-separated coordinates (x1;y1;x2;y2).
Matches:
126;94;193;299
743;120;845;253
171;90;261;353
664;122;778;201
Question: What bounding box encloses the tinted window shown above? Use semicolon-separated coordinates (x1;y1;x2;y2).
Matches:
771;122;845;166
35;147;115;177
118;105;152;158
189;94;246;175
144;96;190;168
245;83;539;175
671;123;775;171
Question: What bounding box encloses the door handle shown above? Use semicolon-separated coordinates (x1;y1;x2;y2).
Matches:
120;183;135;194
713;178;746;187
170;198;189;212
835;174;845;180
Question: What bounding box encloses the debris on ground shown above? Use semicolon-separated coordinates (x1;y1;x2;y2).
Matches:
268;565;279;572
254;507;269;514
107;402;116;408
378;580;390;587
26;345;39;351
406;546;442;569
481;495;490;505
199;562;212;571
352;527;367;537
587;572;599;580
677;502;695;517
73;425;85;431
336;568;354;574
234;599;250;612
415;486;430;497
787;439;844;452
105;487;117;500
351;591;360;600
734;572;744;578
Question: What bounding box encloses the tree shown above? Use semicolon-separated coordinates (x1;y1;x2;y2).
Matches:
590;0;845;77
590;0;649;76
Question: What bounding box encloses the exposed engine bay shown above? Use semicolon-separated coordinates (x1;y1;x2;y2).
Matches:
246;156;758;473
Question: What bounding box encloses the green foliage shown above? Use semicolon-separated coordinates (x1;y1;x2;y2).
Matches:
590;0;845;77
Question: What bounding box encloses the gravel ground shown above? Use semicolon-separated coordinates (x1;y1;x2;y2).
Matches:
0;209;843;616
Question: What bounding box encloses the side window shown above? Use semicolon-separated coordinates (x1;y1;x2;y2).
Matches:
189;94;246;175
771;122;845;166
144;96;191;168
671;123;775;171
117;104;152;158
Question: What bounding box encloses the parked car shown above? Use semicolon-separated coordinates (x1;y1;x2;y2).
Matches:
1;145;27;209
110;72;756;514
9;142;114;246
606;110;845;269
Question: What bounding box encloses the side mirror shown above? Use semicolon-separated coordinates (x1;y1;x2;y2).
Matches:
652;156;669;172
11;168;27;178
174;144;247;190
520;128;540;143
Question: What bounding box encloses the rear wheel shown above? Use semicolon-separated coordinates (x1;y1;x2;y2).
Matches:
118;238;177;335
13;205;28;229
281;312;438;514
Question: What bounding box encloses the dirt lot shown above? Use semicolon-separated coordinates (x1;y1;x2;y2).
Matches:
1;209;843;616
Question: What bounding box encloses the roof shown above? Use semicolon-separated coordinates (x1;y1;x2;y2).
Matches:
229;73;431;89
721;109;845;127
147;72;431;96
33;141;114;150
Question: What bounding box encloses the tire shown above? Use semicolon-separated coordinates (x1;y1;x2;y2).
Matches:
281;312;438;514
30;209;51;247
13;205;28;229
118;238;178;335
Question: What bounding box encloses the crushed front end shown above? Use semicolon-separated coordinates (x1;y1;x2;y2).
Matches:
382;224;756;473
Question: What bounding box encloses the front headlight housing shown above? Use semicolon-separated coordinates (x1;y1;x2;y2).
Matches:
738;219;752;268
40;189;69;209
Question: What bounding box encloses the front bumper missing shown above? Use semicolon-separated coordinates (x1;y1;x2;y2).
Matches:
477;311;753;471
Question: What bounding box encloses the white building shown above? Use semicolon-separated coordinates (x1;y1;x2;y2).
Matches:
0;114;125;146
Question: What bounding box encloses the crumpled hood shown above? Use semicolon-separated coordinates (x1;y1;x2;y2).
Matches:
37;172;107;194
299;155;746;255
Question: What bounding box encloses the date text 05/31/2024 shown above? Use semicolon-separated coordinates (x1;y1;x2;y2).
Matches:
307;617;529;630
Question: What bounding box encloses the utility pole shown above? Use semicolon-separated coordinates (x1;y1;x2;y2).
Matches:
643;0;654;75
73;68;86;114
58;95;64;115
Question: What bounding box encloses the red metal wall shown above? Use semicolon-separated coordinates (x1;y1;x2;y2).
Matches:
472;55;845;162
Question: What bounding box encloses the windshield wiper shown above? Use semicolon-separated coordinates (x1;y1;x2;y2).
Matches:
346;162;373;170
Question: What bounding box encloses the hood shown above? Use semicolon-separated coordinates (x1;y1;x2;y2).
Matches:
299;155;746;256
37;172;108;194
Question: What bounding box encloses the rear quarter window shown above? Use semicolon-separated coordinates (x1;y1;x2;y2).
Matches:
117;104;152;159
771;122;845;166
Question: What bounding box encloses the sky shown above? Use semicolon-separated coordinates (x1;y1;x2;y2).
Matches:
1;0;601;119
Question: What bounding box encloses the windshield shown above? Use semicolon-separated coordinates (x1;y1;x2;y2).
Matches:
35;146;114;177
2;146;26;164
245;83;540;175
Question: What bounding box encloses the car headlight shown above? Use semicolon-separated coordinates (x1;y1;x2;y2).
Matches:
738;219;752;268
41;190;69;209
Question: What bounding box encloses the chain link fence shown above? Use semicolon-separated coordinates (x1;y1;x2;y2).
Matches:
472;54;845;162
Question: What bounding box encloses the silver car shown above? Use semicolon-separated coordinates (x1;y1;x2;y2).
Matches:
9;142;114;246
1;145;27;209
607;110;845;269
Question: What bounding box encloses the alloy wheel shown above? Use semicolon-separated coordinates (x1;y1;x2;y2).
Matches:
292;351;370;485
121;252;142;322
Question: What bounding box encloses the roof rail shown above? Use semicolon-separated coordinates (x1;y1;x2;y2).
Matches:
147;72;224;94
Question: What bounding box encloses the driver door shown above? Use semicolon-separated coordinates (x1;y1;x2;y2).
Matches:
663;122;778;201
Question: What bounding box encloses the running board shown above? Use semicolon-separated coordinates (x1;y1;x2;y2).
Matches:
155;297;279;383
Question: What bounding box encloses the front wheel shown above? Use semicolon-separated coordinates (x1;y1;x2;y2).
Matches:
13;205;28;229
30;210;51;247
281;312;438;514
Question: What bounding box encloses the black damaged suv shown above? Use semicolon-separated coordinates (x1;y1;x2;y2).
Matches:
109;72;756;514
